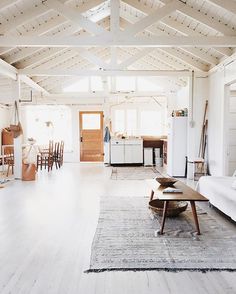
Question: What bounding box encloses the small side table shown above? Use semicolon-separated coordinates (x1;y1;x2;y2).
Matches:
187;158;207;181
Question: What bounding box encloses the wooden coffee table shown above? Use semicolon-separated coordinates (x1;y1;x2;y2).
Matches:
147;179;208;235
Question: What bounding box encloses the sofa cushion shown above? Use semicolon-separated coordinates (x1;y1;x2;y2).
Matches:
197;176;236;221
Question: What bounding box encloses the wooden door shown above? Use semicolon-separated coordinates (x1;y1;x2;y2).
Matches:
79;111;104;162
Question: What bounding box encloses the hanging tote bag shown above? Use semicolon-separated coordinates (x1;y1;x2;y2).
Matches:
9;101;23;138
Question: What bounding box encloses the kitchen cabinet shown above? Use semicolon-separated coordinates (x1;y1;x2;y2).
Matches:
111;138;143;164
111;139;125;164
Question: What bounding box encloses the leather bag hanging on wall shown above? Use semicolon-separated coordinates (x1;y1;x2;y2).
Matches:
9;101;23;138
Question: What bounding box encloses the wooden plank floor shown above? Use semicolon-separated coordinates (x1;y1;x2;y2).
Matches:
0;163;235;294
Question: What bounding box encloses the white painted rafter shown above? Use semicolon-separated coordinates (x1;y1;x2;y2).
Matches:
0;0;20;11
0;59;17;79
0;58;49;94
0;0;106;62
119;14;211;71
7;48;42;65
18;69;191;77
44;0;110;36
205;0;236;15
9;16;110;69
19;48;66;69
180;48;218;66
122;0;234;57
1;35;236;47
20;76;49;95
160;48;209;72
110;0;120;35
145;0;236;35
0;5;49;34
121;0;184;37
76;49;109;69
16;18;110;71
118;48;156;69
110;0;120;68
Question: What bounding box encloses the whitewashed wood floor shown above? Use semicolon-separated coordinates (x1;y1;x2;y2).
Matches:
0;163;235;294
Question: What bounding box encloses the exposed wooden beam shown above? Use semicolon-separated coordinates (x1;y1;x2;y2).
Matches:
0;0;20;11
44;0;110;36
110;0;120;67
118;48;156;68
12;18;110;70
120;15;211;71
20;75;50;95
76;49;109;69
19;48;67;69
46;91;166;99
122;0;234;56
160;48;209;71
0;5;49;34
18;69;191;77
0;0;106;61
205;0;236;15
16;19;110;70
1;35;236;47
122;0;184;37
180;48;219;66
124;0;235;36
110;0;120;35
0;58;49;94
6;48;42;65
0;59;17;79
178;3;235;36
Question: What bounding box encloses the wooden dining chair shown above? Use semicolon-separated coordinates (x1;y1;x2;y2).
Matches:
53;142;60;169
37;140;54;171
5;147;14;177
58;141;64;168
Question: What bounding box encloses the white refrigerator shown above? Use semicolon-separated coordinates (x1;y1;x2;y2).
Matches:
167;117;187;177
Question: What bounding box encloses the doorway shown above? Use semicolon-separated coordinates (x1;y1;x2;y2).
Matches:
224;84;236;175
79;111;104;162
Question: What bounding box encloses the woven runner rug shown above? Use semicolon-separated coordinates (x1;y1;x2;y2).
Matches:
111;166;162;180
87;197;236;272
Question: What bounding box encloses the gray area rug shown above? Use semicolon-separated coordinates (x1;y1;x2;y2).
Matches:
87;197;236;272
111;166;162;180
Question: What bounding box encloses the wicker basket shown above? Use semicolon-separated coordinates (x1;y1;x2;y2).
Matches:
149;199;188;217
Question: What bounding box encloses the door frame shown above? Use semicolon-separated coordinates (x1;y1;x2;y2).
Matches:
223;82;236;176
79;111;104;162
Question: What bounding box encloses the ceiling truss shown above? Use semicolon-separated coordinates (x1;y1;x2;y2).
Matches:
0;0;235;98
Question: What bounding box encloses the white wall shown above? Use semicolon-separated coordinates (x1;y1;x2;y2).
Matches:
174;77;208;178
176;84;189;110
207;69;225;176
0;105;11;151
190;76;208;158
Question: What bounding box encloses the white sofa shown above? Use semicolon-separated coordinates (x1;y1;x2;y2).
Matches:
197;176;236;221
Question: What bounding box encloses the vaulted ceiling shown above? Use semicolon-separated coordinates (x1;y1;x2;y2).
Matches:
0;0;236;101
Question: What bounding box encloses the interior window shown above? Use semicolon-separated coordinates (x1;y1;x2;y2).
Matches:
116;76;136;91
114;110;125;133
140;110;162;136
126;109;137;136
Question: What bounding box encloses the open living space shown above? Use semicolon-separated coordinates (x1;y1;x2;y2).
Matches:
0;0;236;293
